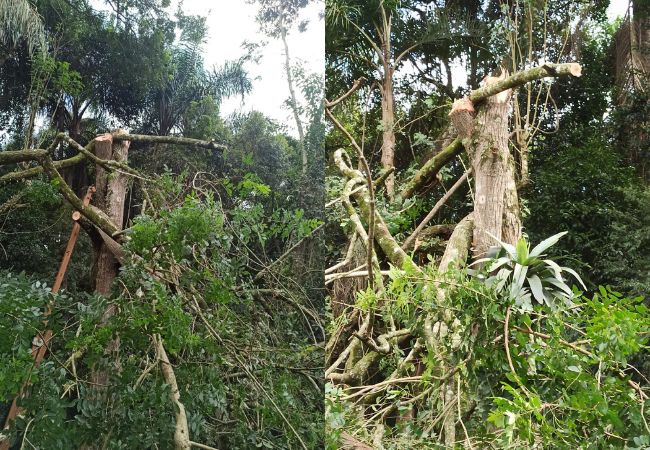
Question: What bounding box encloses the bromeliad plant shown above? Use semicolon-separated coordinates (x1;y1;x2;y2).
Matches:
470;232;587;310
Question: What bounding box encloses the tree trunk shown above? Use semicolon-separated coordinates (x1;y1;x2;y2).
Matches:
631;0;650;91
280;26;307;174
83;131;129;449
92;132;129;296
380;61;396;198
450;73;522;259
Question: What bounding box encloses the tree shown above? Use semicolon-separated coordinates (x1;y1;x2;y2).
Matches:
250;0;314;175
324;1;650;448
0;0;46;65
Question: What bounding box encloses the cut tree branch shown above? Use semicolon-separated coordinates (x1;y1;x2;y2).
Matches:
111;133;227;151
468;63;581;104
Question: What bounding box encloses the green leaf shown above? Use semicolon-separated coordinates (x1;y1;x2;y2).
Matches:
560;266;587;290
529;231;568;257
528;274;544;304
515;237;529;264
486;232;517;259
543;259;564;280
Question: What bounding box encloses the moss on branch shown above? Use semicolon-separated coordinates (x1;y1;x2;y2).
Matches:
39;155;119;236
334;149;419;272
111;133;227;151
469;63;581;104
0;149;47;165
0;153;85;183
398;137;463;201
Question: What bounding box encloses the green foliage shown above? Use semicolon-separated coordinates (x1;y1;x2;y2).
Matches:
325;266;650;449
0;173;323;448
527;137;650;299
471;232;586;311
0;272;53;402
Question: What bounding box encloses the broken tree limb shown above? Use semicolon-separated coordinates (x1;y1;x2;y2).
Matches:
438;213;474;272
39;155;120;237
111;133;227;151
0;153;85;183
401;224;456;252
63;135;147;180
0;149;47;165
398;138;463;201
468;63;581;104
155;334;191;450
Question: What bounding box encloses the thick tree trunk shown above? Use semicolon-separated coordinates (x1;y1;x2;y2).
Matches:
84;131;130;449
630;0;650;90
450;74;522;258
92;132;129;296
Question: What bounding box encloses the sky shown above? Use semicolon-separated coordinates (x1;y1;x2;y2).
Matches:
181;0;325;137
608;0;631;20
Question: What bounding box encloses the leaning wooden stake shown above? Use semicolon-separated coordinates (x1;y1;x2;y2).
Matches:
0;186;96;449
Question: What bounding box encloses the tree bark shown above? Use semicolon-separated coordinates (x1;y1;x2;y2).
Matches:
451;73;522;258
84;132;130;450
380;61;397;197
92;132;129;296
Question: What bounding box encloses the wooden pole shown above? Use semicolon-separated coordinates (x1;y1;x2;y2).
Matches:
0;186;95;449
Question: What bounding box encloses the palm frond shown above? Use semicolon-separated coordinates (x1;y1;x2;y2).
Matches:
0;0;46;57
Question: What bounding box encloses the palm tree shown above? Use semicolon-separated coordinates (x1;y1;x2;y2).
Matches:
0;0;47;64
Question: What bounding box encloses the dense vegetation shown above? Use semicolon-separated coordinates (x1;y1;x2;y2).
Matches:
0;0;324;448
325;0;650;448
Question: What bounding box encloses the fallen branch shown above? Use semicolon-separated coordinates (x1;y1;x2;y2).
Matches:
155;334;191;450
254;223;324;281
39;155;120;237
112;133;227;151
0;153;85;183
469;63;581;104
